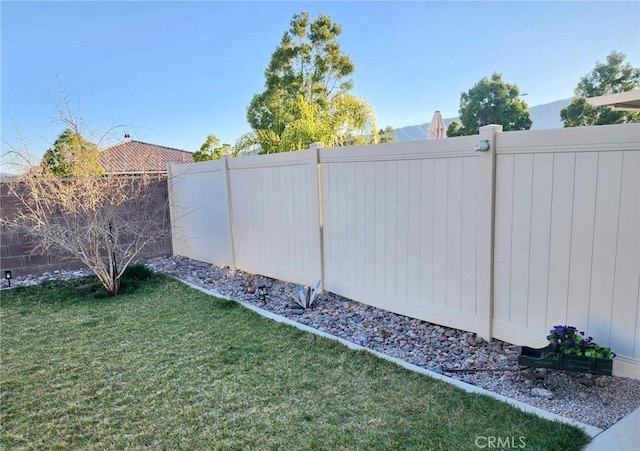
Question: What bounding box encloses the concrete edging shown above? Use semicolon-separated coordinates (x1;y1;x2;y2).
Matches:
179;279;603;438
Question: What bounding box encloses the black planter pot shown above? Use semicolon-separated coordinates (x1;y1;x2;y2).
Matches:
518;346;613;376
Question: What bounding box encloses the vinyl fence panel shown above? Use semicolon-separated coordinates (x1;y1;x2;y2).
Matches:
319;137;489;336
165;124;640;378
167;160;234;266
227;149;322;287
492;124;640;378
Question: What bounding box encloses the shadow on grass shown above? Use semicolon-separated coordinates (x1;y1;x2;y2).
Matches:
3;263;164;307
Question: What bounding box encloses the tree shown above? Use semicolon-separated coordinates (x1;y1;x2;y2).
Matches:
560;51;640;127
248;12;354;132
446;120;464;138
41;128;102;177
448;73;532;136
193;134;234;161
3;110;171;296
242;11;388;153
238;93;382;154
378;126;396;144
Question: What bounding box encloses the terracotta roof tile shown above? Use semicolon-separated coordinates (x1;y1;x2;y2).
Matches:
98;140;194;174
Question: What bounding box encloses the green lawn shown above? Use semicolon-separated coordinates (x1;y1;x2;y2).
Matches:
1;275;590;450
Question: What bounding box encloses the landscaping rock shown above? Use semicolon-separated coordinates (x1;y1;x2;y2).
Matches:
531;387;555;400
8;254;640;431
596;376;612;387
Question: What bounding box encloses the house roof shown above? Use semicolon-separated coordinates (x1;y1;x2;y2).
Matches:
586;90;640;112
98;140;194;174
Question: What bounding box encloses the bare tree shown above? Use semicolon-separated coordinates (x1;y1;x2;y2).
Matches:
2;108;171;295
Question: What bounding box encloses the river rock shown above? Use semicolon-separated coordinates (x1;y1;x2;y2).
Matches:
531;387;555;400
9;254;640;432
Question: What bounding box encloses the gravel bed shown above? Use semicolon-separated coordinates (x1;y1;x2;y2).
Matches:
4;255;640;430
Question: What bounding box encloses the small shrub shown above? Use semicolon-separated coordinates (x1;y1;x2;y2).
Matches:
122;263;154;282
76;263;156;298
117;263;156;295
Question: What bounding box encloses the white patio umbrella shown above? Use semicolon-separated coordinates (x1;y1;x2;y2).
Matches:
428;110;447;139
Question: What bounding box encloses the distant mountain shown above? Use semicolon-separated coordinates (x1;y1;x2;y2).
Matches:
0;173;19;181
528;98;571;130
394;98;571;142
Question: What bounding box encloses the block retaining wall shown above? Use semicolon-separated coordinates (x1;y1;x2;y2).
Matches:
0;179;172;278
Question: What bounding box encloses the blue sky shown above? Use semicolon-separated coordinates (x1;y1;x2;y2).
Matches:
2;1;639;159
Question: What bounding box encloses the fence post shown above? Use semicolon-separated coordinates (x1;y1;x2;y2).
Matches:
476;124;503;341
223;156;237;271
166;163;179;257
309;142;325;291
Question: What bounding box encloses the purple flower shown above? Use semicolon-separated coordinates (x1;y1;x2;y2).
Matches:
547;325;615;359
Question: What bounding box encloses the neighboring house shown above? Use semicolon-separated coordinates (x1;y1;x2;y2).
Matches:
0;139;184;278
98;139;194;175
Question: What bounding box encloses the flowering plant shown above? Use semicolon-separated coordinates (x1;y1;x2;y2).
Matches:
547;325;615;359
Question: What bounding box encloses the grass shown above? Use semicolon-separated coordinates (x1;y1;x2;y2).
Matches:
1;274;590;450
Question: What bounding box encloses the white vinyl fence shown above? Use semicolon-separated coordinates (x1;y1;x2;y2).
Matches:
168;123;640;379
491;125;639;377
227;148;322;286
319;135;490;337
168;159;234;267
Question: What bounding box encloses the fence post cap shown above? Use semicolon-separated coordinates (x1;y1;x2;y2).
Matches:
479;124;503;133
